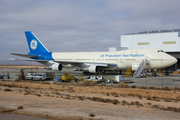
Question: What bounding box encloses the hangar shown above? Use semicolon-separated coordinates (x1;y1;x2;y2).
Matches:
120;29;180;70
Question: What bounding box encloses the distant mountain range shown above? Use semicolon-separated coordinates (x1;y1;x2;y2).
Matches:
0;60;41;65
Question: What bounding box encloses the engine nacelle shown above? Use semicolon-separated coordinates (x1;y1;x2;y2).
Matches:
82;65;99;73
46;63;63;71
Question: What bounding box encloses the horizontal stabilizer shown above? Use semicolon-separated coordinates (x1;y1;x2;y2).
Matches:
8;58;49;62
11;53;41;58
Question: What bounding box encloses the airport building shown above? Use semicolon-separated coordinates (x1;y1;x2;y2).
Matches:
120;29;180;70
109;29;180;70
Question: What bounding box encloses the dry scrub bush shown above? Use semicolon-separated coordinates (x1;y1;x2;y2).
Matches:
89;113;95;117
114;94;119;97
15;79;23;82
65;96;71;99
131;85;136;88
79;80;90;86
91;97;119;104
147;95;151;100
24;93;29;95
111;92;117;95
135;101;140;105
139;86;146;89
161;86;170;91
92;97;103;102
115;82;128;88
1;109;16;113
17;106;24;109
97;84;106;86
24;86;29;89
128;93;135;97
35;94;41;97
147;98;151;100
174;87;180;91
165;99;170;102
25;90;31;94
147;102;152;105
176;96;180;100
165;107;180;112
7;84;15;88
149;86;160;90
4;88;12;91
130;101;134;105
29;80;34;82
122;100;129;105
90;80;97;86
55;82;63;85
137;95;142;99
79;97;84;100
151;96;158;100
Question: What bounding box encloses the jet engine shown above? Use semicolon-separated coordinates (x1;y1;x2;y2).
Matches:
82;65;99;73
46;63;63;71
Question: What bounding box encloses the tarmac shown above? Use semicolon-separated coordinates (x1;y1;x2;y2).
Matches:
0;67;180;88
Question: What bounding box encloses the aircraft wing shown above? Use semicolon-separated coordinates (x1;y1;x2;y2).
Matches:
9;58;117;69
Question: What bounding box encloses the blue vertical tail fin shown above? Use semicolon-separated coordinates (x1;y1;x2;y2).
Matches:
25;31;49;53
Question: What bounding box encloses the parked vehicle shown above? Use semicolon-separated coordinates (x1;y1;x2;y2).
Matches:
0;75;3;79
33;73;54;81
0;72;10;79
25;73;36;80
25;72;54;81
86;75;104;83
61;72;78;82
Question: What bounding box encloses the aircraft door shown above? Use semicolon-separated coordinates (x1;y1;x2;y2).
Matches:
145;56;150;64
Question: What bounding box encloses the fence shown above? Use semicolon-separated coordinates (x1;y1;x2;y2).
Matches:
0;69;180;88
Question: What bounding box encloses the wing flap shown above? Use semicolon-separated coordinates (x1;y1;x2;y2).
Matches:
54;61;117;68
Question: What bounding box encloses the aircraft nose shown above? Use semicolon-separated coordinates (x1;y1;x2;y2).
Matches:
173;57;178;64
164;55;177;67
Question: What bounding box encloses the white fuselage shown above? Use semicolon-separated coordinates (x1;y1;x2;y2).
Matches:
52;48;177;70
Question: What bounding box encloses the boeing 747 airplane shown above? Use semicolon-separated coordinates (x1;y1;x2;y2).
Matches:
11;31;177;77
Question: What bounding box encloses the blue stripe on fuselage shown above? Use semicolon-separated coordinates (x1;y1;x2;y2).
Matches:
28;52;54;60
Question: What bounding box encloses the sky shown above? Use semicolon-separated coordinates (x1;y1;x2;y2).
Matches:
0;0;180;64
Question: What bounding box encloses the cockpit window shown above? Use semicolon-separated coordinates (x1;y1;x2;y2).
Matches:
157;50;164;52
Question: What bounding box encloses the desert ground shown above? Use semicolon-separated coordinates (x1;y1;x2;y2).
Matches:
0;80;180;120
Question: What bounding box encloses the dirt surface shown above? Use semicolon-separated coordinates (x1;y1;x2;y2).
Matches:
0;81;180;120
